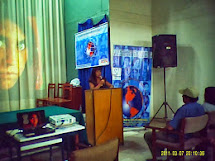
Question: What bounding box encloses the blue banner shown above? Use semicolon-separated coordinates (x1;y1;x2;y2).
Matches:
75;23;109;69
112;45;152;127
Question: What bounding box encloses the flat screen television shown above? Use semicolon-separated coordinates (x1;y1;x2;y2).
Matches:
75;22;109;69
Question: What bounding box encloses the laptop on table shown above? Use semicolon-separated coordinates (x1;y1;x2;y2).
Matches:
17;110;55;137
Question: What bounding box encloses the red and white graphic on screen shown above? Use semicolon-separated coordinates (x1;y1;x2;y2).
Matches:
86;41;96;57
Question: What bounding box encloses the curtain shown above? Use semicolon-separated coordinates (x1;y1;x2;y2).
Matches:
78;15;112;113
0;0;66;112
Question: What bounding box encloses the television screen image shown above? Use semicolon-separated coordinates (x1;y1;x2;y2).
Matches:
75;22;109;69
17;110;46;130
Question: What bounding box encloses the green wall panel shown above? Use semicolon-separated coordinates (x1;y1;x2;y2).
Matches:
65;0;109;82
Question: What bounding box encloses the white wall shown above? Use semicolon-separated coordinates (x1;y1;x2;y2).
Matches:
110;0;152;47
152;0;215;117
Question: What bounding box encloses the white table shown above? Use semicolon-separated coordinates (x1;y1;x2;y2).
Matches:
6;123;85;161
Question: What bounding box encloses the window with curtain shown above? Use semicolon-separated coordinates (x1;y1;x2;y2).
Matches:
0;0;66;112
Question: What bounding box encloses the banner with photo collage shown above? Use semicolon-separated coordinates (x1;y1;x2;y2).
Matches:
112;45;152;127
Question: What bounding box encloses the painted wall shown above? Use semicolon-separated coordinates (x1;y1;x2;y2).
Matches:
109;0;152;47
65;0;109;82
109;0;153;112
152;0;215;118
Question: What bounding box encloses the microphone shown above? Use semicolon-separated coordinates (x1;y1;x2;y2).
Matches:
100;76;104;87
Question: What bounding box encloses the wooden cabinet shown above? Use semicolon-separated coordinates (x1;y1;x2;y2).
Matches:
70;86;82;110
85;88;123;146
64;86;82;110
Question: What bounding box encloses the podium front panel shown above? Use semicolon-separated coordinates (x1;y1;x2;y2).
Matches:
85;88;123;145
85;90;95;145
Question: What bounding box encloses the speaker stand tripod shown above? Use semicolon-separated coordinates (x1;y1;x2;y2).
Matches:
149;67;175;125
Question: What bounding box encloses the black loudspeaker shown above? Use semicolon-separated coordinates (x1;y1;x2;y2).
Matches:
152;34;177;68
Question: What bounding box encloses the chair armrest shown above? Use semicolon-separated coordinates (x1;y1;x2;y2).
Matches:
75;143;92;149
145;125;164;131
146;125;183;136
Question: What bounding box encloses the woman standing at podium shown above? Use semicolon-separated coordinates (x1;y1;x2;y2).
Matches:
89;67;113;89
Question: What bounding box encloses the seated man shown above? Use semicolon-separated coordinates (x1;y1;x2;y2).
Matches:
202;87;215;112
144;87;205;161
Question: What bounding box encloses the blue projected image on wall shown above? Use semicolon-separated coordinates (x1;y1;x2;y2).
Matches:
75;23;109;69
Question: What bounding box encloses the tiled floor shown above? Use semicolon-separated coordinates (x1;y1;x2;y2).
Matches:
119;127;152;161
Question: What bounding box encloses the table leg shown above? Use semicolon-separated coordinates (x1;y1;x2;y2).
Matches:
66;136;70;160
49;145;53;161
75;134;79;150
9;147;13;161
16;144;21;161
61;141;65;161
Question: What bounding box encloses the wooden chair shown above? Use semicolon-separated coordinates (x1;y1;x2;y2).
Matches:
62;83;73;100
57;83;64;98
57;83;73;108
44;83;73;108
36;83;56;107
41;83;82;110
207;111;215;130
56;83;74;99
205;111;215;160
150;114;208;161
69;138;119;161
63;83;82;110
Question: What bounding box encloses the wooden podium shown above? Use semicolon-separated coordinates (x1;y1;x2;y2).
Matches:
85;88;123;146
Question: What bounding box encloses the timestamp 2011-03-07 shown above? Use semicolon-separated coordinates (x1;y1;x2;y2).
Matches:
161;150;205;157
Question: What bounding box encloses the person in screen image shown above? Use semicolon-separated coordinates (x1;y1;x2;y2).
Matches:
113;80;121;88
0;1;42;91
141;70;149;81
141;58;151;81
144;87;205;161
122;57;131;80
143;95;150;112
22;112;40;129
0;20;27;90
89;67;113;89
131;69;140;80
123;67;131;81
143;82;150;95
123;57;131;68
113;56;121;67
133;58;141;69
129;69;140;87
114;45;121;56
29;113;39;128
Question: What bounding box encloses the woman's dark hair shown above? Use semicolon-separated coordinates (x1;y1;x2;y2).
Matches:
88;67;102;84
